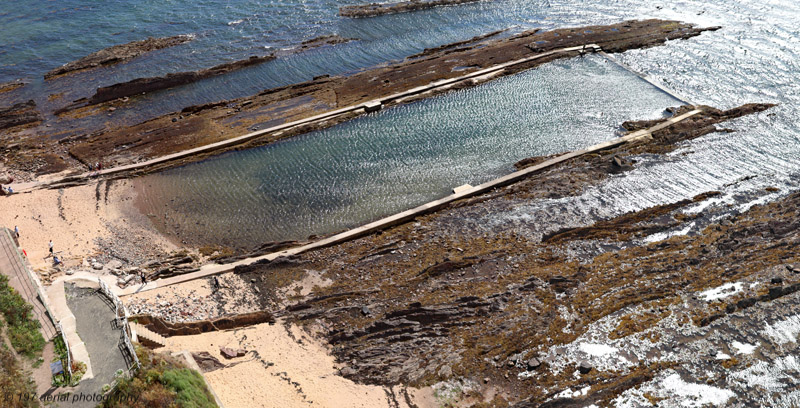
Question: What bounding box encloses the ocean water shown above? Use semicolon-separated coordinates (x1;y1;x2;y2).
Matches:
0;0;788;129
2;0;799;247
132;55;680;248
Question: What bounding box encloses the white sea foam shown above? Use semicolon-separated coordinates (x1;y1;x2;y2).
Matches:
761;314;800;345
698;282;743;301
579;343;617;357
731;341;757;355
659;373;734;407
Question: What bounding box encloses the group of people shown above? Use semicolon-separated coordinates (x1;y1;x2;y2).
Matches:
88;162;103;176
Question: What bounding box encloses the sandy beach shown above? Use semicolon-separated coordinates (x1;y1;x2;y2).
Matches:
0;178;176;280
163;320;435;408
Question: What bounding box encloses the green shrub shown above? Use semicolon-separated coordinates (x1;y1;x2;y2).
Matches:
8;322;44;359
160;369;216;408
0;275;44;358
103;346;217;408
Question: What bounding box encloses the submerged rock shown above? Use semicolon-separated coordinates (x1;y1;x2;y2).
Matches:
44;35;193;79
340;0;486;18
86;55;276;106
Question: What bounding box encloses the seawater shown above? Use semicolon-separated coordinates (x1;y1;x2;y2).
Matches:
2;0;799;247
133;55;681;248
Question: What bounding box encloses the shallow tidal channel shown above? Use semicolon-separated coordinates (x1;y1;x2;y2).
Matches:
133;55;682;249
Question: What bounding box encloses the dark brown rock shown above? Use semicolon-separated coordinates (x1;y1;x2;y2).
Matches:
132;310;275;336
340;0;485;18
87;55;275;105
219;346;246;359
191;352;226;372
44;35;193;79
0;100;42;130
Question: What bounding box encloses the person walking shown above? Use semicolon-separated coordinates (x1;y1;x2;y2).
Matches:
212;276;221;293
48;240;54;255
140;270;147;285
14;226;19;238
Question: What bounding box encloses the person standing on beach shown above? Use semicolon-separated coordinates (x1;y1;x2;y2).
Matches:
48;240;54;255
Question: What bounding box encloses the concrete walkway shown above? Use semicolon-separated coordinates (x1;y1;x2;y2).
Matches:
0;227;57;340
45;277;98;381
8;44;602;195
60;283;129;408
119;108;702;297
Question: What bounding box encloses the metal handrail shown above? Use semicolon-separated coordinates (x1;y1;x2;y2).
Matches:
97;278;140;370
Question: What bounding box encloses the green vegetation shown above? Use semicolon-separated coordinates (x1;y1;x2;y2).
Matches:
103;346;218;408
53;336;86;387
51;329;86;387
0;345;40;408
161;369;216;408
0;275;44;359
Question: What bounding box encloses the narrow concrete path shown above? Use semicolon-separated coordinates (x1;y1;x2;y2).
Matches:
0;227;57;339
8;44;602;195
119;108;702;297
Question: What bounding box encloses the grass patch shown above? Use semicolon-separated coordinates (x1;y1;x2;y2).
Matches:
0;275;44;359
103;346;217;408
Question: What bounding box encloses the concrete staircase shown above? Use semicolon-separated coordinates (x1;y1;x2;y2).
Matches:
130;322;166;348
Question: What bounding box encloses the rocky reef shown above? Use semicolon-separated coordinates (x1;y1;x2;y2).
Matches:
179;103;796;406
43;35;193;79
4;19;713;181
295;34;356;50
340;0;486;18
52;35;356;115
0;100;42;131
0;80;26;94
66;55;276;108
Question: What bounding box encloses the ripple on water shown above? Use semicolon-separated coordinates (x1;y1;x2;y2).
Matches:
134;55;682;248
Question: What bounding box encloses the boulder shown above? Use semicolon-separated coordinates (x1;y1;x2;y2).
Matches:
219;346;247;359
578;360;593;374
105;259;123;270
526;358;541;370
437;365;452;378
92;262;103;270
191;352;226;373
339;367;357;377
117;274;135;287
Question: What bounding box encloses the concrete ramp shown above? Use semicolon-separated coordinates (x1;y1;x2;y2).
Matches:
0;227;57;340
